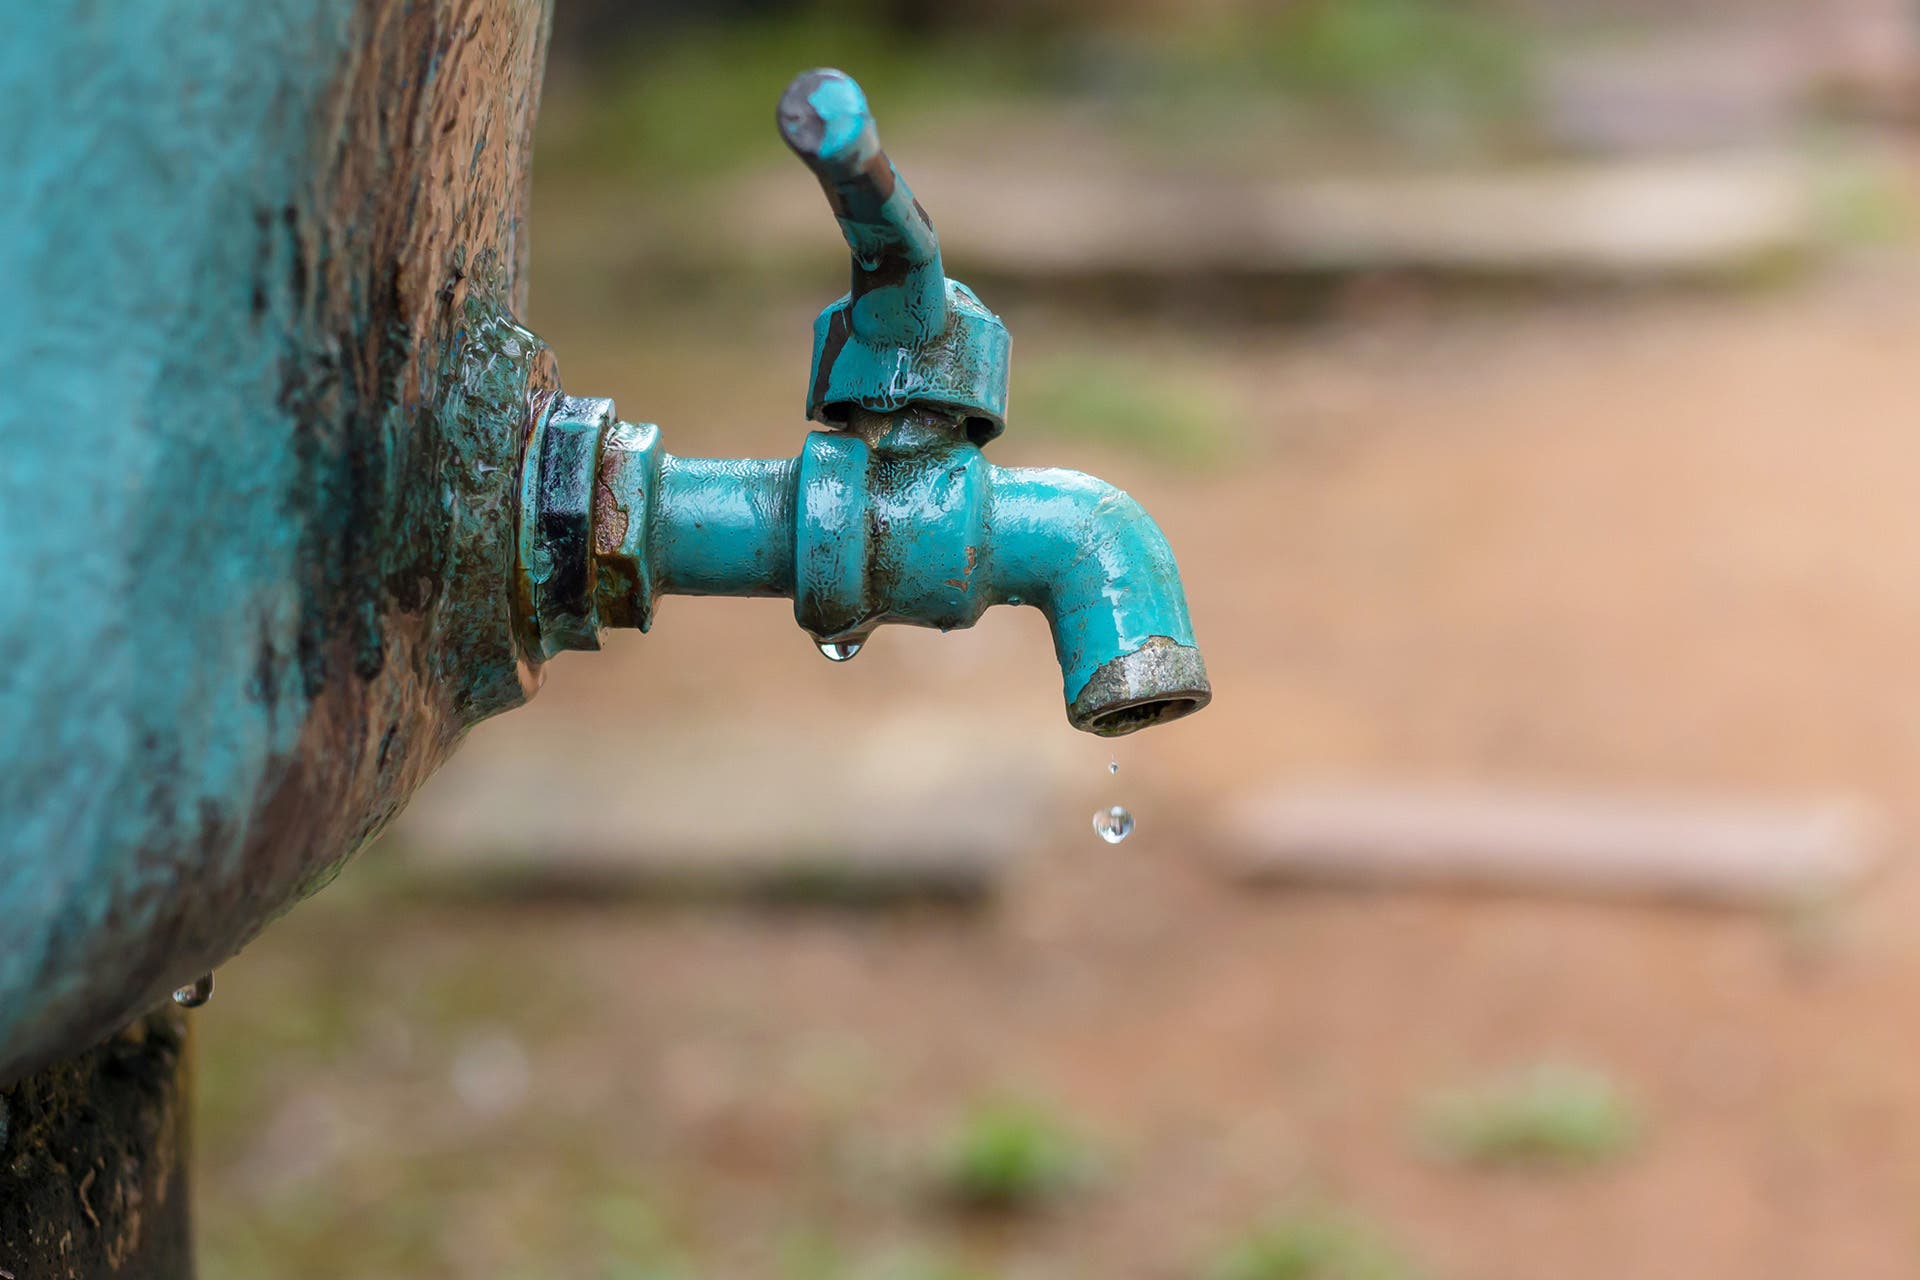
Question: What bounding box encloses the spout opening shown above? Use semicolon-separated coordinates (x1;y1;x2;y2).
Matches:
1081;693;1209;737
1067;639;1212;738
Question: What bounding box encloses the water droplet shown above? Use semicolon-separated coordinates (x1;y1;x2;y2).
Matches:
817;639;862;662
1092;805;1134;844
172;973;214;1009
1108;757;1120;775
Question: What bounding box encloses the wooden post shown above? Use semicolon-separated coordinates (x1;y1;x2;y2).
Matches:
0;1010;193;1278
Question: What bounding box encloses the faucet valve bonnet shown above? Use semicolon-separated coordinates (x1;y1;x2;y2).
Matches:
778;68;1011;445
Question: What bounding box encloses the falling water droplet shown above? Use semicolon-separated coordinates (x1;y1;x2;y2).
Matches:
1108;757;1120;775
172;973;214;1009
817;639;862;662
1092;805;1135;844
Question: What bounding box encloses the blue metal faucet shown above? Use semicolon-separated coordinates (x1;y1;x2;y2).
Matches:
521;70;1211;735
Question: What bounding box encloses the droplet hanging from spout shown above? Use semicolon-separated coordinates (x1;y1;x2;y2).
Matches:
171;973;214;1009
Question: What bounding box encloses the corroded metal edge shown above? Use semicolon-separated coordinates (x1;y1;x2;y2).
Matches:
1068;638;1212;737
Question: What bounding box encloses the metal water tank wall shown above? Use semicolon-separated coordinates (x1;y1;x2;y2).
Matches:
0;0;557;1081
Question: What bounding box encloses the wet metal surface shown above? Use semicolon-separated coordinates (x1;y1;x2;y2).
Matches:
527;71;1210;737
579;404;1209;729
778;69;1011;442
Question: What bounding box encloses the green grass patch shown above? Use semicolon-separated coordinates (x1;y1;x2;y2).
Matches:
860;1255;994;1280
541;9;1041;181
540;0;1539;187
783;1239;994;1280
1417;1062;1640;1169
1253;0;1531;114
1014;352;1239;469
1206;1209;1422;1280
932;1098;1096;1211
1094;0;1538;157
1811;145;1920;249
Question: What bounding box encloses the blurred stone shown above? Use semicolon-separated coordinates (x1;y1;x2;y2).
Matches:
732;147;1842;280
1536;1;1920;148
388;710;1076;901
1543;31;1806;152
1219;781;1888;907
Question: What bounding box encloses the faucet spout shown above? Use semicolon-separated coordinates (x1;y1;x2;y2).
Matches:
545;404;1208;737
986;467;1211;735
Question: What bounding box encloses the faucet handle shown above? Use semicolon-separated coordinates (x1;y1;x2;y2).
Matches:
777;69;1011;444
777;69;947;350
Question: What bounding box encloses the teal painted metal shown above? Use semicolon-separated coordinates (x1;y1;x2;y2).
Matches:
0;0;558;1084
579;408;1207;729
778;70;1012;443
522;71;1211;737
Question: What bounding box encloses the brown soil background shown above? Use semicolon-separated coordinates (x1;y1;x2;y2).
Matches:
191;253;1920;1278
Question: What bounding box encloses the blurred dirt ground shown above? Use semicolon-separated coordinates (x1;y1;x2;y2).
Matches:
194;6;1920;1274
196;247;1920;1278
